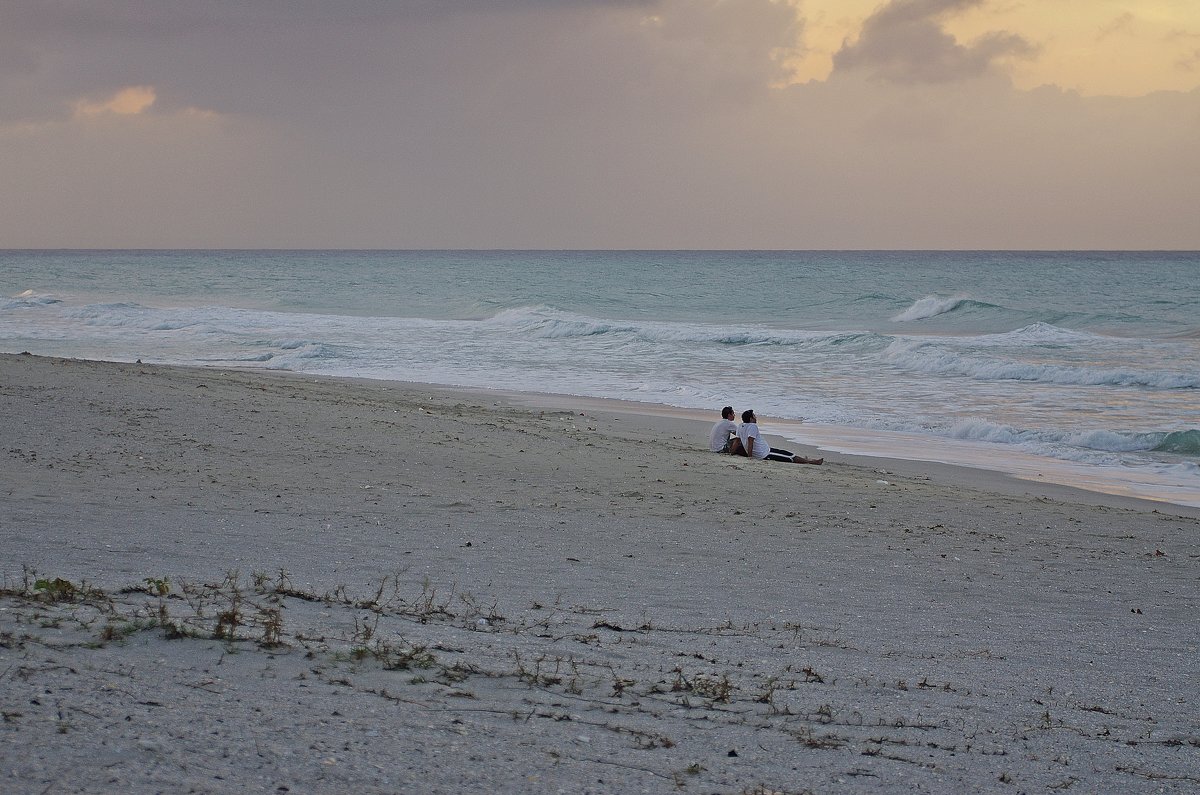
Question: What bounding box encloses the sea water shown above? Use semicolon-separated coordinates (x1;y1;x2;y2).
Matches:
2;250;1198;506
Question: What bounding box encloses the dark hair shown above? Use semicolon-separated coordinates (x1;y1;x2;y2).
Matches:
742;409;755;423
721;406;734;419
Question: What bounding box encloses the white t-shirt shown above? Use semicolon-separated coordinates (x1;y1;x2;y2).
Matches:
738;422;770;459
709;419;737;452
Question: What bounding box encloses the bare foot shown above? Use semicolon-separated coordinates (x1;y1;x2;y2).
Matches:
793;457;823;465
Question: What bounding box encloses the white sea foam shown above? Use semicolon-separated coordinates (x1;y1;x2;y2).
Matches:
937;418;1200;470
1165;461;1200;477
884;338;1200;389
891;293;972;322
486;305;870;348
979;322;1106;346
263;342;337;368
4;249;1198;507
1063;429;1160;453
487;305;636;338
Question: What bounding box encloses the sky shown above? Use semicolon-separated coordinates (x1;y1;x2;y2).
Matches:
1;0;1198;249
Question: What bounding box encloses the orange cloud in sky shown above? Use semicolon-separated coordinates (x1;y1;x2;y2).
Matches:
790;0;1200;95
73;86;157;118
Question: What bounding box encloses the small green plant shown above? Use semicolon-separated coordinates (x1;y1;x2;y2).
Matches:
99;617;159;642
258;607;284;646
211;571;244;640
671;667;691;693
692;674;734;703
33;577;78;602
143;577;170;596
214;609;240;639
512;652;569;687
440;663;473;684
388;644;436;670
611;674;636;698
347;639;437;670
351;614;380;645
757;677;779;704
408;577;454;623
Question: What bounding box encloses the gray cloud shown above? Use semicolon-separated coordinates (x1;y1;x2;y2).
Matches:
1097;12;1136;41
831;0;1037;84
1182;48;1200;73
0;1;1197;248
0;0;656;121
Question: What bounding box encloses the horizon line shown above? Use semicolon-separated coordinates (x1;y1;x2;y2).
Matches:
3;248;1199;254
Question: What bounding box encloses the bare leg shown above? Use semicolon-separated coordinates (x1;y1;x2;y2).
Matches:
792;456;823;465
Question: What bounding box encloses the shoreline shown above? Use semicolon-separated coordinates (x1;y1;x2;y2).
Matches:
8;351;1197;517
3;353;1199;792
492;387;1200;519
4;324;1197;511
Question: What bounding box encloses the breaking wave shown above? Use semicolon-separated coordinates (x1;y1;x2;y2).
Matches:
1155;429;1200;456
486;305;876;348
946;419;1200;459
3;290;63;310
885;337;1200;389
891;293;983;322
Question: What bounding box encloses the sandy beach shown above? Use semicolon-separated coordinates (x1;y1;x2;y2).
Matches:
2;353;1198;793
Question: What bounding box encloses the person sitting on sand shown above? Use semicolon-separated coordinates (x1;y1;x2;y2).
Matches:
736;410;823;465
708;406;744;455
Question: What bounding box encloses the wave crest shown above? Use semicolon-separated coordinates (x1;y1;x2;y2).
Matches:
948;419;1200;459
3;290;63;310
986;322;1104;345
487;306;635;339
485;305;880;349
885;338;1200;389
891;293;973;322
1155;429;1200;455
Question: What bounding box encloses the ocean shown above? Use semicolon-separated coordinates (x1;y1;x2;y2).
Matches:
3;250;1198;507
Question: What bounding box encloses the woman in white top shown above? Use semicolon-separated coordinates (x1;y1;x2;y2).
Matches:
736;410;823;464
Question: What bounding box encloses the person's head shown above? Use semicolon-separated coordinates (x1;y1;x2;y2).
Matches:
721;406;735;420
742;409;756;423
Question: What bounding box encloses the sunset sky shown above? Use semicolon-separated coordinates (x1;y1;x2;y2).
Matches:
2;0;1198;249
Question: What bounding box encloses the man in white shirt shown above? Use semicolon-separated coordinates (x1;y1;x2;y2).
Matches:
736;409;823;464
709;406;743;454
700;405;739;453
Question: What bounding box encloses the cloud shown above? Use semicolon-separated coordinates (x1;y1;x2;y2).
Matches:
0;0;1197;248
73;85;156;118
1167;30;1200;73
1097;12;1136;42
0;103;272;247
831;0;1037;84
